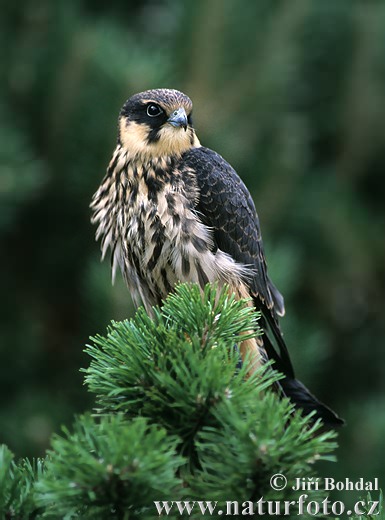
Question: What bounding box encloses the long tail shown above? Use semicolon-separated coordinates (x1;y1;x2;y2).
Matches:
260;309;344;428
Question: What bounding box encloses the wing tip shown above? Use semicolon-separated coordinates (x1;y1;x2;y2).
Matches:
280;376;345;428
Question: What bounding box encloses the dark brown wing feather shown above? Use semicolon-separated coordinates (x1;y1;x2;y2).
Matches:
182;146;294;376
183;147;283;315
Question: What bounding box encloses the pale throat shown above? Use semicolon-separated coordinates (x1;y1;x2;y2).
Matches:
119;119;201;159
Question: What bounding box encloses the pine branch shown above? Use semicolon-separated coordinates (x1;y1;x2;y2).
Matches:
82;283;339;512
0;445;44;519
0;283;383;519
35;415;183;519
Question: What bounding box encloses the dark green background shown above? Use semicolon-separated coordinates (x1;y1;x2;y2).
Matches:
1;0;384;504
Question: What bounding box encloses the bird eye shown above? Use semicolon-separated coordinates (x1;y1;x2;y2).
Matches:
147;104;163;117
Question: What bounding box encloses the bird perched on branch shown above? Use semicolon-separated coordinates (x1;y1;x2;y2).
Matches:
91;88;343;427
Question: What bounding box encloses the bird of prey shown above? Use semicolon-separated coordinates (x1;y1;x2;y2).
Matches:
91;88;343;427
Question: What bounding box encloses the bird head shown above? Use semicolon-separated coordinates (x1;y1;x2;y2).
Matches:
118;88;199;158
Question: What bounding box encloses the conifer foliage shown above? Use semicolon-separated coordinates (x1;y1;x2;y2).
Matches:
0;285;382;518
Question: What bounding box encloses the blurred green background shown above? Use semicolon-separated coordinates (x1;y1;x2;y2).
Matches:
0;0;384;503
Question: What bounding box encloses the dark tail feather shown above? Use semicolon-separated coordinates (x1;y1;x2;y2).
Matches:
279;376;345;427
260;313;344;428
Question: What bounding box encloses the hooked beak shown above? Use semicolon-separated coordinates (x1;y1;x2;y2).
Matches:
167;107;188;130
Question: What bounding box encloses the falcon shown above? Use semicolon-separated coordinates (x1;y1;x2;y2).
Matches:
91;88;343;426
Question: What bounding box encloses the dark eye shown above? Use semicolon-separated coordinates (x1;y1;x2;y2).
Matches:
147;104;163;117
